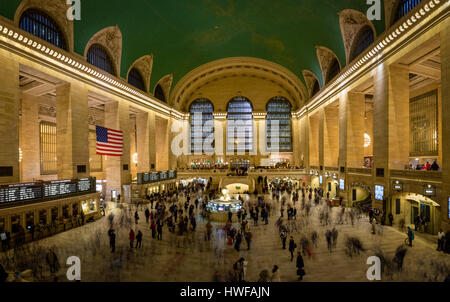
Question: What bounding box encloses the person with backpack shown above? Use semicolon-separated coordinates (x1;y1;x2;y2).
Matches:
135;230;143;248
280;230;287;250
407;226;414;247
288;236;297;261
296;251;305;281
129;229;135;248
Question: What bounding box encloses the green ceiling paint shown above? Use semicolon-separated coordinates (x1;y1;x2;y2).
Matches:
0;0;385;91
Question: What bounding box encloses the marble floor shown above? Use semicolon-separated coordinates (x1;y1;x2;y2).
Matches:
1;192;449;282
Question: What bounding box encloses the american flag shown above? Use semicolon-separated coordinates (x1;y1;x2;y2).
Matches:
96;126;123;156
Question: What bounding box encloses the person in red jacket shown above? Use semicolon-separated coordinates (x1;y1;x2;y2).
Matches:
129;229;135;248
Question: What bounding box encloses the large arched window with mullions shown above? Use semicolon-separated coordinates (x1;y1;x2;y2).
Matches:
266;97;292;152
394;0;423;23
19;9;67;50
349;26;375;62
128;68;146;91
190;99;214;154
227;97;253;153
87;44;116;76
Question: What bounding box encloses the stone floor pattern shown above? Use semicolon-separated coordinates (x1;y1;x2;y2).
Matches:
1;191;449;282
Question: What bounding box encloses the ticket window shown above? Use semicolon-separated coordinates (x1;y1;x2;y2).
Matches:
39;210;47;225
51;207;58;223
72;203;79;217
25;212;35;230
62;205;70;219
82;200;97;214
11;215;21;234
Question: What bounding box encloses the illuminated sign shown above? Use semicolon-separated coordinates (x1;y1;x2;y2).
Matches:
448;197;450;219
392;181;402;191
375;185;384;200
319;176;323;184
339;179;345;191
424;185;436;196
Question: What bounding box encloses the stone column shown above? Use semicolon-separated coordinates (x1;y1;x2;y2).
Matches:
299;116;309;170
372;63;410;210
56;82;90;180
149;112;156;170
167;118;178;170
155;117;169;171
214;115;226;157
136;112;150;173
347;92;365;168
318;108;325;171
0;51;20;184
324;105;339;168
309;115;319;167
440;17;450;232
20;93;40;182
105;101;131;201
291;118;300;167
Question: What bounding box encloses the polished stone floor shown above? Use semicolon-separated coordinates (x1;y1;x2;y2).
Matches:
1;191;449;282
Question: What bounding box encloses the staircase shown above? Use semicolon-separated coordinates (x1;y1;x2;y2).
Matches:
353;194;372;212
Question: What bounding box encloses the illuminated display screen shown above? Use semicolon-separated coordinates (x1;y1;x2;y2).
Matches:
339;179;345;191
319;176;323;184
0;183;42;203
448;197;450;219
375;185;384;200
44;180;77;197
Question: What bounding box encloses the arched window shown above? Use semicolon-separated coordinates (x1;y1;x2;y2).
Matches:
266;97;292;152
327;58;340;83
128;68;146;91
190;99;214;154
87;44;116;76
19;9;67;50
394;0;423;23
227;97;253;153
154;84;166;102
312;79;320;97
350;26;375;62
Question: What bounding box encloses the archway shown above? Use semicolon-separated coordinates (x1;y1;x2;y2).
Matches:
389;192;441;235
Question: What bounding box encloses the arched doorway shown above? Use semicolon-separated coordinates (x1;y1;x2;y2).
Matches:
325;178;339;199
390;193;441;235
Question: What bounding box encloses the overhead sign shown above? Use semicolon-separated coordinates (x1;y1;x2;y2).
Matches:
375;185;384;201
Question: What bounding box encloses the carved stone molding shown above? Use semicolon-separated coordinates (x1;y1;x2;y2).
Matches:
84;25;122;76
38;104;56;118
155;74;173;104
339;9;377;64
127;54;153;93
384;0;400;29
315;46;341;85
14;0;74;52
88;107;105;127
302;70;320;98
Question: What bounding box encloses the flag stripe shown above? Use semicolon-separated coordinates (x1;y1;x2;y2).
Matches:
96;126;123;156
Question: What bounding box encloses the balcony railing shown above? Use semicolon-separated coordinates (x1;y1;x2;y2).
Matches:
390;170;442;181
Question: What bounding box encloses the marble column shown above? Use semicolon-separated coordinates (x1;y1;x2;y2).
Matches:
105;101;131;201
136;112;150;173
0;50;20;184
20;93;40;182
56;82;90;180
440;17;450;231
309;115;319;167
324;105;339;168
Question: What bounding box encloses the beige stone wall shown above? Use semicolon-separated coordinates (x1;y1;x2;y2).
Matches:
0;49;20;184
309;115;319;167
324;105;339;168
56;82;90;180
20;93;40;182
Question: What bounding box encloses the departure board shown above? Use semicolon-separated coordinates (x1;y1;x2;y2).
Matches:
44;180;77;197
143;173;150;183
77;178;91;192
159;171;168;180
0;182;42;203
168;170;176;179
150;172;159;183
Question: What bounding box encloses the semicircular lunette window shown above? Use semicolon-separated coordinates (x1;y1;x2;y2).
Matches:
350;26;375;62
19;9;67;50
227;97;253;154
87;44;116;76
128;68;146;91
190;99;214;154
266;97;292;152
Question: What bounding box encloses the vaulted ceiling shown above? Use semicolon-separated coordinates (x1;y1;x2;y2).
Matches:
0;0;386;91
